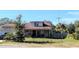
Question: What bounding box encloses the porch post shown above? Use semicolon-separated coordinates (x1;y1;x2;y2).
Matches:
49;30;50;37
44;30;46;37
36;30;37;37
31;30;32;36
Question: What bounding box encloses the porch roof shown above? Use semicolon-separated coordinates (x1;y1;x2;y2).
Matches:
24;27;52;30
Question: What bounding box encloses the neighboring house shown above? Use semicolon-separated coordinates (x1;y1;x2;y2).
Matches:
24;21;52;37
0;22;16;33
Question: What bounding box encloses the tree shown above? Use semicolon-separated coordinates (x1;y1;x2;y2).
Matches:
13;14;25;42
74;20;79;28
74;20;79;40
67;23;75;34
55;23;62;31
55;23;67;32
51;23;67;39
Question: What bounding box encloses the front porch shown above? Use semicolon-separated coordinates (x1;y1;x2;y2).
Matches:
25;30;51;38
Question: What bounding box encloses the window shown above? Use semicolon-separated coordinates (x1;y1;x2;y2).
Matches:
35;22;43;27
38;23;43;27
31;22;43;27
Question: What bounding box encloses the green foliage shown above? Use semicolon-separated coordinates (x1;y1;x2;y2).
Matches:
55;23;62;31
14;30;25;42
73;21;79;40
51;23;68;39
55;23;67;32
66;34;74;39
14;14;25;42
67;23;75;34
4;33;14;40
74;31;79;40
74;20;79;28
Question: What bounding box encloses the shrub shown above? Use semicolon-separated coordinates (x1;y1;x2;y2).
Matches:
66;34;74;40
74;32;79;40
4;33;14;40
51;31;67;39
12;31;25;42
73;27;79;40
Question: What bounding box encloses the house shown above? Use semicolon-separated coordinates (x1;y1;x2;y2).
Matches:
24;21;52;37
0;22;16;33
0;22;16;39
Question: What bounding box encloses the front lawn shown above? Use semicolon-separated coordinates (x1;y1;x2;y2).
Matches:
0;37;79;47
24;37;64;43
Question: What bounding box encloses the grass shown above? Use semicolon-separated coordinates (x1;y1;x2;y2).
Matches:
0;37;79;47
24;37;64;43
0;38;64;47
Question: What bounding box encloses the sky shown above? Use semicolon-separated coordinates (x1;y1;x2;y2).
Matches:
0;10;79;25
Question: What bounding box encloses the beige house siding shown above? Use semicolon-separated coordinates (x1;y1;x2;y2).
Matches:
0;23;16;33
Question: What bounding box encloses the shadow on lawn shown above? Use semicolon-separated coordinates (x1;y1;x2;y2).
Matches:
19;41;56;44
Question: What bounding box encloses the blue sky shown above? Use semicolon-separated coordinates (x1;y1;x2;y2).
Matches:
0;10;79;25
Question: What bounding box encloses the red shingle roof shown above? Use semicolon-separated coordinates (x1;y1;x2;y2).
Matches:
24;21;52;30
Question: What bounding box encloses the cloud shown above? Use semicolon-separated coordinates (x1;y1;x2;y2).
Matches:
68;12;79;15
61;18;78;24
